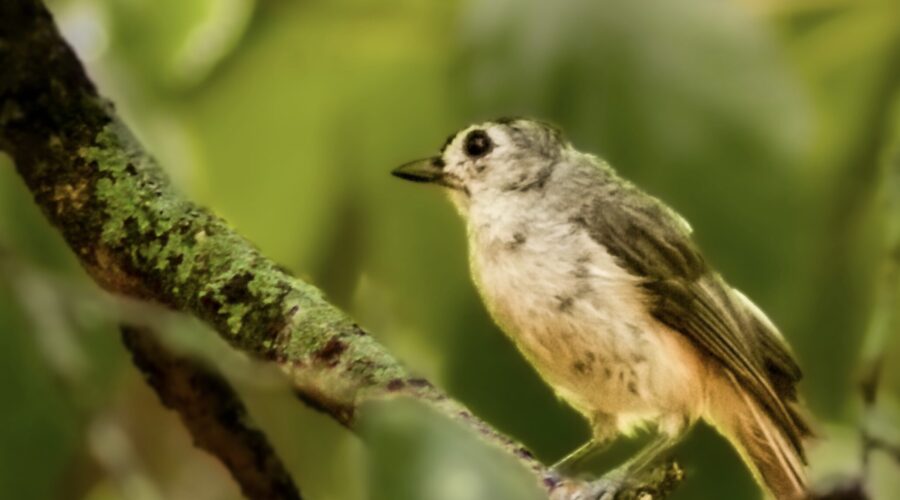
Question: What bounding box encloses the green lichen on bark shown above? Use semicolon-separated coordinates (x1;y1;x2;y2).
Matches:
0;1;682;498
73;120;284;344
1;0;417;414
83;121;174;245
0;0;462;426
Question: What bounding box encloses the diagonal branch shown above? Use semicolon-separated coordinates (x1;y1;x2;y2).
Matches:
0;1;681;498
121;325;303;500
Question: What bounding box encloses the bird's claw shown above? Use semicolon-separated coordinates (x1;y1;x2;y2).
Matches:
549;469;634;500
572;474;626;500
543;468;565;490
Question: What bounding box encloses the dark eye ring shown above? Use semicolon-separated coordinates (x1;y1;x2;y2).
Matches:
463;129;493;158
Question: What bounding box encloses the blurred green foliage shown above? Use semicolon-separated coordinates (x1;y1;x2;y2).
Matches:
1;0;900;498
363;399;545;500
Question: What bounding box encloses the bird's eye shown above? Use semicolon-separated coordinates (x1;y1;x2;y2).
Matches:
463;130;493;158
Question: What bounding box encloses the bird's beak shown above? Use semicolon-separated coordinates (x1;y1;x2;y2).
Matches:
391;157;445;184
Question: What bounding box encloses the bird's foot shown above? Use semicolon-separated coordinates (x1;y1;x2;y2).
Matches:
548;469;632;500
543;468;565;490
573;470;629;500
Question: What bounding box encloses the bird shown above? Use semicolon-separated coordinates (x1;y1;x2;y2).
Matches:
391;118;813;500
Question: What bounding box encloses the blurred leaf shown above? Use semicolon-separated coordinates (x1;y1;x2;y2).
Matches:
104;0;255;90
459;0;811;172
0;281;78;500
362;398;545;500
174;2;457;273
789;1;900;79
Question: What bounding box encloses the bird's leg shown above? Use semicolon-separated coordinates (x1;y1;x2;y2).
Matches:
552;413;617;474
552;438;612;473
617;431;682;477
576;428;687;500
546;437;615;493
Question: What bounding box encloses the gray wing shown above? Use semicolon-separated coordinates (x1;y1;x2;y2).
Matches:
574;184;811;456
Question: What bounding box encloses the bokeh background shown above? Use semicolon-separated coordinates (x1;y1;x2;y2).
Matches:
1;0;899;498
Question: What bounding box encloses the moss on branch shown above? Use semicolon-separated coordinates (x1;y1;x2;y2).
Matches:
0;0;546;478
0;1;682;498
1;0;416;426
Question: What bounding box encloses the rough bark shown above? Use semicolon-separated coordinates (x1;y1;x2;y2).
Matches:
0;1;682;498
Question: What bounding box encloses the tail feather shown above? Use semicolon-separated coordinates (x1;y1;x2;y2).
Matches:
708;373;810;500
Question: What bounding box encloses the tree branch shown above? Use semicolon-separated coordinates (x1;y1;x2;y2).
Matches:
121;325;302;500
0;1;681;498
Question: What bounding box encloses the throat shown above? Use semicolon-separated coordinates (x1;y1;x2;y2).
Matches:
466;193;551;249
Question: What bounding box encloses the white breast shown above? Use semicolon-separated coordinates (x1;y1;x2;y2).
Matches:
465;196;706;433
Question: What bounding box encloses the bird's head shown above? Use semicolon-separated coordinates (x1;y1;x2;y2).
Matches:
391;118;570;207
